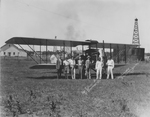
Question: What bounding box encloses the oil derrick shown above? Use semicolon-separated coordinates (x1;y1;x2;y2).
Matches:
132;18;140;47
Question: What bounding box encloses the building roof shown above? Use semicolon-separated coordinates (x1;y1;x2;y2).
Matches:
0;44;25;52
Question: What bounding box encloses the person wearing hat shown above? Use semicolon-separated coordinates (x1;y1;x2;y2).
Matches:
95;57;103;79
85;56;91;79
78;56;84;79
56;55;63;79
63;57;70;79
106;56;114;79
69;56;76;79
81;52;87;79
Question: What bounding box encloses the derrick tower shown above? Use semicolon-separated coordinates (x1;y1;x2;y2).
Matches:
132;18;140;47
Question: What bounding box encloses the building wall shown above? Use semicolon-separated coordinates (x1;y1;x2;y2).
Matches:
0;46;27;57
19;50;27;57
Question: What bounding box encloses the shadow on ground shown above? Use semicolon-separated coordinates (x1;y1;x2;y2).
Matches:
26;72;148;80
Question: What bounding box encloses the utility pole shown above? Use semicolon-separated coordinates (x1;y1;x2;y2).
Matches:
53;36;57;52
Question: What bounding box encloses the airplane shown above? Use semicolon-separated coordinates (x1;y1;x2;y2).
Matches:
5;37;139;70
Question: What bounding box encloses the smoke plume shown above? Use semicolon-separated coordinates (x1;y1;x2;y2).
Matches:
56;1;86;41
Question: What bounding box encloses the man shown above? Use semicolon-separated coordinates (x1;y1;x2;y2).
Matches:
63;58;70;79
106;56;114;79
81;52;87;79
69;57;76;79
81;52;87;64
95;57;103;79
85;56;91;79
56;56;62;79
78;56;83;79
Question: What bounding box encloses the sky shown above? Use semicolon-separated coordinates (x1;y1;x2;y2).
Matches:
0;0;150;52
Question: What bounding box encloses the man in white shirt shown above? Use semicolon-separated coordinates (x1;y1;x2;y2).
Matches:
95;57;103;79
63;58;70;79
69;57;76;79
106;56;114;79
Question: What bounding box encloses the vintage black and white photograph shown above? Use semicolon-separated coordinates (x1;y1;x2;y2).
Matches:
0;0;150;117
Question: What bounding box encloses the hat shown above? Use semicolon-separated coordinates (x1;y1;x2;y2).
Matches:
108;56;112;59
87;56;90;58
98;57;101;61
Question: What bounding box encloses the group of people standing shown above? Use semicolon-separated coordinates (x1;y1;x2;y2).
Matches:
95;56;114;79
56;54;114;79
56;56;76;79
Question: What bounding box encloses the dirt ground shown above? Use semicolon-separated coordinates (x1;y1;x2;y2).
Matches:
0;57;150;117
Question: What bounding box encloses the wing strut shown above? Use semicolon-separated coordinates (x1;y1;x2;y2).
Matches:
124;45;126;63
63;41;65;59
117;45;120;63
103;40;105;53
18;44;38;64
46;39;47;63
110;43;112;58
71;41;72;57
21;38;45;63
40;41;41;64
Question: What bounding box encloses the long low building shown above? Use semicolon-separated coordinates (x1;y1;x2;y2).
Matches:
0;44;27;57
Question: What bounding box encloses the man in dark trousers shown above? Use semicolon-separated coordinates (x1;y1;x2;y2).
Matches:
63;57;70;79
81;52;87;79
85;56;91;79
56;55;62;79
78;56;84;79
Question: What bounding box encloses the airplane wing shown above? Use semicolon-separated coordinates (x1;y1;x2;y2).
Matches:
6;37;137;48
5;37;91;47
90;42;138;49
5;37;139;70
5;37;93;70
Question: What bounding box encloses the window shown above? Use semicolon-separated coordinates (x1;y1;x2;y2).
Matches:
13;52;15;55
4;52;5;55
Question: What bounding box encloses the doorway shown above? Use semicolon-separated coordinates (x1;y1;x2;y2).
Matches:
8;52;11;56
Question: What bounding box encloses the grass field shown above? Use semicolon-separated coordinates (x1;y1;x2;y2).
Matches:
1;57;150;117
